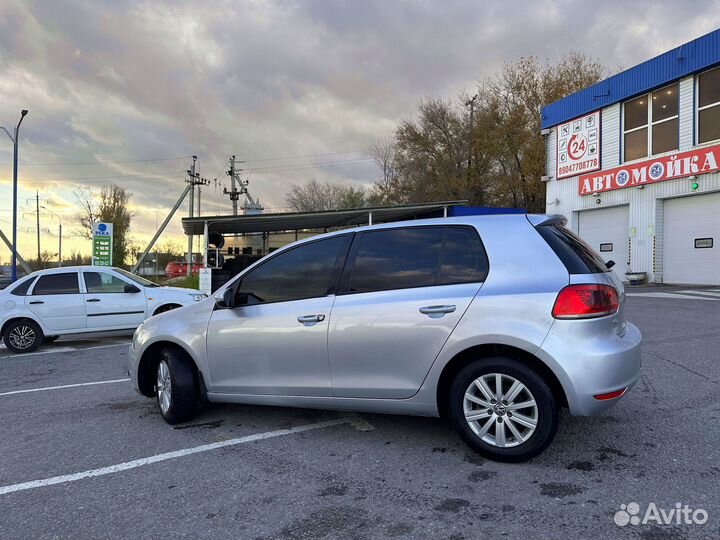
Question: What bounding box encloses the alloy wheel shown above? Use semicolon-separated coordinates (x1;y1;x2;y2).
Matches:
157;360;172;414
463;373;538;448
8;325;36;351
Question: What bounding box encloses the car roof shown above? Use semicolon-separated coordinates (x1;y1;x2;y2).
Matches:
24;265;124;276
274;213;558;246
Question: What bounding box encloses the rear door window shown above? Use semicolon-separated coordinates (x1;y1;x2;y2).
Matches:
10;276;35;296
343;226;488;294
536;224;609;274
32;273;80;295
437;228;489;285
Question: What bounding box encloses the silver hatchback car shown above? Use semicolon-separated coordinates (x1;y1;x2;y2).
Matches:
128;214;641;462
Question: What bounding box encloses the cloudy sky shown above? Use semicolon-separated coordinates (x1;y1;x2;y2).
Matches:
1;0;719;263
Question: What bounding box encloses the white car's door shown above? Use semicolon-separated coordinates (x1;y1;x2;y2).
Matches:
25;271;86;331
82;270;148;329
206;235;351;396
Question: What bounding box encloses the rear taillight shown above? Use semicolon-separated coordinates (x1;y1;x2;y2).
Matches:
552;284;619;319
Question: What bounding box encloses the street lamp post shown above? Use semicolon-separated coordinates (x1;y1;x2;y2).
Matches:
1;109;29;282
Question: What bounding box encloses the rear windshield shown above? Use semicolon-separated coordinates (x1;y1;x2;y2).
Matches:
536;224;609;274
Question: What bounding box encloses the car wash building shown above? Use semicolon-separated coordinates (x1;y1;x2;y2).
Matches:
541;29;720;285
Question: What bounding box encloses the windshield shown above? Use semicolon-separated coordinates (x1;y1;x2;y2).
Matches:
113;268;160;287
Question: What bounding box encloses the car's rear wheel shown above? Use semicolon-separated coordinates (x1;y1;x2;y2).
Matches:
3;319;44;354
448;357;558;462
155;348;199;424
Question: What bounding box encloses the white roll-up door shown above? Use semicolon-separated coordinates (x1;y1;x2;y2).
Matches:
663;193;720;285
577;205;629;282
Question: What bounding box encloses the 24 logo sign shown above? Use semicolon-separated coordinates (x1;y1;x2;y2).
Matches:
568;134;587;160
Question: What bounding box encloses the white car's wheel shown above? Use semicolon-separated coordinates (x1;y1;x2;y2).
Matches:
3;319;44;354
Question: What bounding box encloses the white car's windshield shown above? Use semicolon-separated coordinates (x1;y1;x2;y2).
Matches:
113;268;159;287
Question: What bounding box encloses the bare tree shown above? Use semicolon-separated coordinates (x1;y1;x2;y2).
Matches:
370;138;401;204
286;179;368;212
373;53;604;213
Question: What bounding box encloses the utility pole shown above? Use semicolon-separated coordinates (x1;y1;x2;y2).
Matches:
225;155;262;216
185;156;209;276
186;156;197;276
465;94;478;181
35;190;40;261
40;205;62;267
1;109;28;282
224;155;244;216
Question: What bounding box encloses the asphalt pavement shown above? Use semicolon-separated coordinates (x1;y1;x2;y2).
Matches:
0;296;718;540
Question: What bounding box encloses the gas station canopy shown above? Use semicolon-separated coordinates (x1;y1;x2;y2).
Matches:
181;201;467;236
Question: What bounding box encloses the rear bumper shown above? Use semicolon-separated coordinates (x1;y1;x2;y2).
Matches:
537;320;642;416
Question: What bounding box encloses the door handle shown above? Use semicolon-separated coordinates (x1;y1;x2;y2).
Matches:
297;314;325;325
86;298;101;302
419;305;456;318
28;300;44;305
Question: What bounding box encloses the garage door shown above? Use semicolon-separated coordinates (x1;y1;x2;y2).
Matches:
663;192;720;285
577;205;629;282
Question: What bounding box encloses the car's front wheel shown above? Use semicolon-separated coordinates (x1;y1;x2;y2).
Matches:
3;319;44;354
155;347;200;424
448;357;558;462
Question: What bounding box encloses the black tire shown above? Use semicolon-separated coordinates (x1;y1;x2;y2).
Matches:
43;335;60;344
3;319;44;354
448;356;558;463
155;347;200;424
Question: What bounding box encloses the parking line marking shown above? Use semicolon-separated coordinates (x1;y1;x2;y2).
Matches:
0;342;128;359
0;418;359;495
676;290;720;298
0;378;130;397
626;292;717;301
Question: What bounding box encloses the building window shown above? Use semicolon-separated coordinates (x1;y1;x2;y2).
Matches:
698;67;720;144
623;83;678;162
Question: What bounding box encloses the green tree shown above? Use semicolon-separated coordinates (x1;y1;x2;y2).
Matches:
75;184;135;267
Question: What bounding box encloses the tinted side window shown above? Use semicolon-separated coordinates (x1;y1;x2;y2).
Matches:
32;273;80;295
536;224;609;274
237;235;347;304
84;272;128;293
346;228;444;293
437;228;489;284
10;276;35;296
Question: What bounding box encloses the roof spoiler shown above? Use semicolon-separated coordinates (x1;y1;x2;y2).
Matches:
526;214;567;227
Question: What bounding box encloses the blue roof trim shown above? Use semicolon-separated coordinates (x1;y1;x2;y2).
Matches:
541;28;720;129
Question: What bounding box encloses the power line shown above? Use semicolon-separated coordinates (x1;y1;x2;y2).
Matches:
245;158;375;173
242;149;371;163
1;170;187;185
0;155;193;167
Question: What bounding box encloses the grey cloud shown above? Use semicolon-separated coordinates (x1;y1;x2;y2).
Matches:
0;0;719;258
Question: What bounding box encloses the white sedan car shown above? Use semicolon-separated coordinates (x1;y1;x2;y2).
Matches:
1;266;206;353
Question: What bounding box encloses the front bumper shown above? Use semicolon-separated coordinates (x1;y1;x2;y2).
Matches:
127;344;143;395
537;321;642;416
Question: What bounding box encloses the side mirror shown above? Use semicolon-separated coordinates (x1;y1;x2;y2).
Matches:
124;283;141;293
221;287;235;308
606;260;616;269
